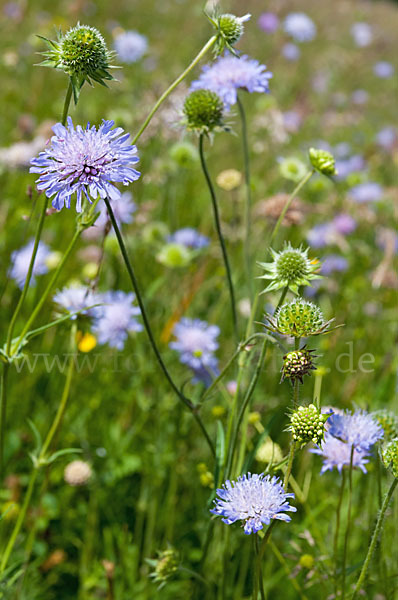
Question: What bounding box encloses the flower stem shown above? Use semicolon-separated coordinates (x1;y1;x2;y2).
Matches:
254;534;266;600
334;469;346;596
61;81;73;127
341;446;354;599
236;94;253;301
283;441;296;490
132;36;217;145
0;364;9;478
269;170;314;246
103;197;215;457
352;477;398;599
199;134;238;340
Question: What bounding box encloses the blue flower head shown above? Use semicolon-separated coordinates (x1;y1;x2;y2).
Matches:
283;13;317;42
95;191;136;230
114;30;148;63
30;118;140;213
93;290;142;350
9;239;50;289
191;53;272;110
53;285;100;319
211;473;296;534
168;228;209;249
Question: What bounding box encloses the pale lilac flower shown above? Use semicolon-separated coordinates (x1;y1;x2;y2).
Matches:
30;118;140;212
282;43;300;61
373;61;395;79
351;89;368;105
334;155;366;180
376;127;397;149
328;410;383;451
211;473;296;534
258;12;279;34
53;286;100;319
283;13;316;42
283;111;302;132
320;255;348;275
95;191;136;229
114;30;148;63
349;182;383;203
190;54;272;109
9;239;50;289
168;228;209;249
350;23;373;47
333;214;357;235
311;433;371;474
93;291;142;350
306;223;335;249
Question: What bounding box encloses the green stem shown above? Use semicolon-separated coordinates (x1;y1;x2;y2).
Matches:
269;170;314;246
0;364;9;478
236;94;253;301
103;197;215;457
132;36;217;145
61;81;73;127
341;447;354;599
199;134;238;340
283;441;296;490
252;536;259;600
334;470;346;596
352;478;398;599
254;535;266;600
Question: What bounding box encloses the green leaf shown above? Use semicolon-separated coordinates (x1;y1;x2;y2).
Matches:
46;447;82;465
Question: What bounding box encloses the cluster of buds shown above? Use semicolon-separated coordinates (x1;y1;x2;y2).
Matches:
147;548;179;589
281;347;317;384
373;410;398;441
381;438;398;478
264;298;338;338
183;89;225;135
258;243;321;294
309;148;337;176
288;404;329;448
206;12;251;55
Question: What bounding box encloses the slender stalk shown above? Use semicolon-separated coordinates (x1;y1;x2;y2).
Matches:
132;36;217;144
199;134;238;340
254;534;266;600
61;81;73;126
236;94;253;300
0;365;9;477
334;470;346;596
269;170;314;246
283;441;296;490
103;197;215;457
252;536;259;600
352;478;398;599
341;446;354;599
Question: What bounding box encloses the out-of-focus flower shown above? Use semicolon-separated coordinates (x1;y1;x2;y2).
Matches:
0;136;47;169
350;23;373;47
333;214;357;235
255;194;306;226
264;298;336;338
64;460;92;486
95;191;136;230
283;13;316;42
191;53;272;110
309;148;337;176
328;410;384;451
53;285;100;319
351;89;368;105
282;43;300;61
376;127;397;149
349;182;383;203
279;157;308;182
9;239;50;289
169;141;198;168
169;318;219;386
168;228;209;249
373;61;395;79
147;548;179;588
183;89;224;134
306;223;335;249
258;243;321;294
372;410;398;441
283;111;302;133
258;12;279;33
320;255;348;275
381;438;398;478
216;169;242;190
334;155;366;180
30;118;140;212
255;437;283;465
311;433;371;473
114;30;148;63
211;473;296;534
93;291;142;350
156;243;192;268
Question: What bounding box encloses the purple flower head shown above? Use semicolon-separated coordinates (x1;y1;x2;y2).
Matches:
306;223;335;249
333;213;357;235
320;255;348;275
349;182;383;203
311;433;371;474
170;318;219;386
114;30;148;63
211;473;296;535
190;54;272;110
95;191;136;229
283;110;302;132
373;61;395;79
350;23;373;48
258;12;279;34
53;285;100;319
9;239;50;289
351;89;368;105
30;117;140;213
282;43;300;61
283;13;316;42
376;127;397;150
168;228;209;249
328;410;384;451
334;155;366;180
93;290;142;350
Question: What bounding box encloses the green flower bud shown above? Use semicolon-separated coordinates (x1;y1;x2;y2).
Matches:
309;148;337;176
209;13;251;55
279;157;308;182
381;438;398;478
141;222;169;244
264;298;338;338
183;89;224;134
169;141;198;168
257;243;321;294
37;24;115;103
156;243;192;268
281;346;317;384
288;404;329;448
147;548;178;588
373;410;398;441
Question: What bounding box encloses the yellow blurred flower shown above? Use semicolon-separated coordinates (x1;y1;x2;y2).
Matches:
77;332;97;353
216;169;242;191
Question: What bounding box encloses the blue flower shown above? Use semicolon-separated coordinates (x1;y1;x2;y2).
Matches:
283;13;316;42
349;182;383;203
328;410;383;451
53;285;100;319
334;155;366;180
95;191;136;230
9;239;50;289
320;255;348;275
258;12;279;34
190;54;272;109
168;228;209;249
311;433;371;474
350;23;373;48
282;43;301;61
211;473;296;535
93;291;142;350
30;117;140;213
114;30;148;63
373;61;395;79
376;127;397;150
332;214;357;235
169;318;219;386
306;223;335;249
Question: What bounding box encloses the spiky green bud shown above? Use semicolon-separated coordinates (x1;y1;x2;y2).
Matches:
209;13;251;55
288;404;329;448
373;410;398;441
381;438;398;478
309;148;337;176
183;89;224;134
281;346;317;384
263;298;339;338
147;548;178;588
37;24;115;103
258;243;321;294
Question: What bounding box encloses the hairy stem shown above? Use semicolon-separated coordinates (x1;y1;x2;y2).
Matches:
237;94;253;300
341;447;354;599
